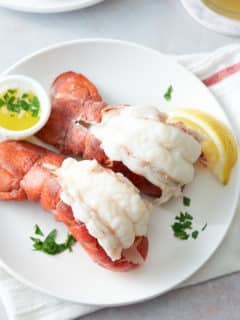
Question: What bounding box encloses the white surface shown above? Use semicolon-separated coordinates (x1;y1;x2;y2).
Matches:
181;0;240;36
0;39;239;306
81;273;240;320
0;0;104;13
0;0;238;74
0;1;239;319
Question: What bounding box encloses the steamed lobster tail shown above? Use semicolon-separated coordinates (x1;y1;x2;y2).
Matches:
37;71;107;157
56;202;148;271
0;141;148;271
37;71;162;197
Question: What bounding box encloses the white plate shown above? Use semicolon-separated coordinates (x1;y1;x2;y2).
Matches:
0;0;103;13
0;39;239;306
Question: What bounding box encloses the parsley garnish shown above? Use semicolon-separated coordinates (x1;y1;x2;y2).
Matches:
172;212;193;240
163;85;173;101
192;230;199;239
0;88;40;117
172;198;207;240
34;224;44;236
183;196;191;207
30;226;76;255
8;89;17;95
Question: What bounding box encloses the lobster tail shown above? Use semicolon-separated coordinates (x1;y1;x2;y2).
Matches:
37;71;162;197
0;140;148;271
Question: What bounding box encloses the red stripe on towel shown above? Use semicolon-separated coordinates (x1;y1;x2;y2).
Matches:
203;62;240;87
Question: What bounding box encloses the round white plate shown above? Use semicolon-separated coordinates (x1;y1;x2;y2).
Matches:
181;0;240;36
0;0;103;13
0;39;239;305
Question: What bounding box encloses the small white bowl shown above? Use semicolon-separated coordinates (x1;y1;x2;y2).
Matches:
0;75;51;140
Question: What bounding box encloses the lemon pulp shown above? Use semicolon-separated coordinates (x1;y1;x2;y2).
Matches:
167;109;238;184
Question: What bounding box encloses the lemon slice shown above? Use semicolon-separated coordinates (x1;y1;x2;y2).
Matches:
167;109;238;184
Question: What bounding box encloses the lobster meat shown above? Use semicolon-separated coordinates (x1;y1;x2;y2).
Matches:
0;140;148;272
37;71;162;197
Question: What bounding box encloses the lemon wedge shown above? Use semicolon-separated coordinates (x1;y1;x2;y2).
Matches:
167;109;238;185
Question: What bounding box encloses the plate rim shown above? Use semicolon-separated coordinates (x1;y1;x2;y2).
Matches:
0;0;103;13
1;38;240;306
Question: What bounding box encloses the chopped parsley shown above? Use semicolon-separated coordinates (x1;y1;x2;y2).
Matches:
183;196;191;207
0;88;40;117
172;198;207;240
172;212;193;240
163;85;173;101
34;224;44;236
30;226;76;255
192;230;199;239
202;223;208;231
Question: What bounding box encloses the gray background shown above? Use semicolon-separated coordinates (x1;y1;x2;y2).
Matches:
0;0;239;319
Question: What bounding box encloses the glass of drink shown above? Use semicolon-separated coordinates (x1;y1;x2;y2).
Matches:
181;0;240;35
203;0;240;20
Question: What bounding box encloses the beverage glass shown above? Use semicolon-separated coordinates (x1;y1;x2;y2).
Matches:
202;0;240;20
181;0;240;36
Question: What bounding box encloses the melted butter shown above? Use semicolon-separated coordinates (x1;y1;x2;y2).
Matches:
0;89;40;131
0;106;40;131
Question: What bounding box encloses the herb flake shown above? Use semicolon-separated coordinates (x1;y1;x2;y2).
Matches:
163;85;173;101
192;230;199;239
183;196;191;207
34;224;44;236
